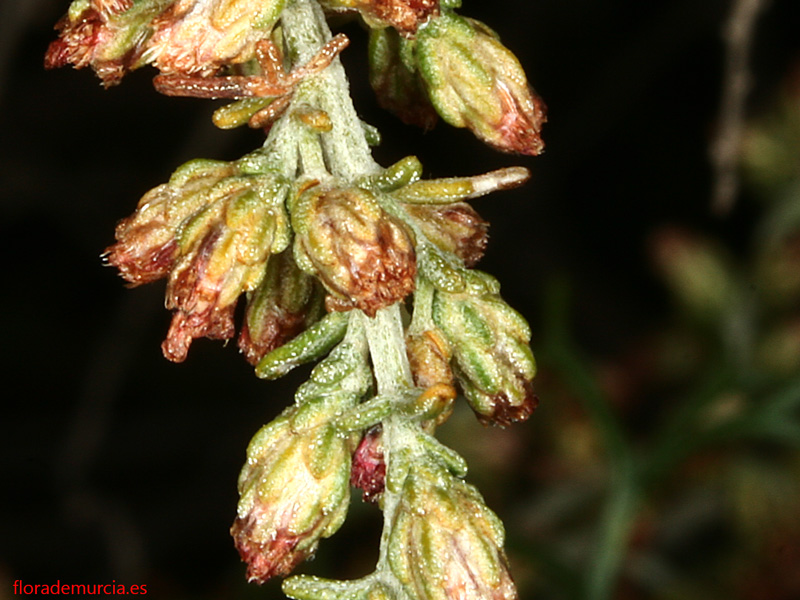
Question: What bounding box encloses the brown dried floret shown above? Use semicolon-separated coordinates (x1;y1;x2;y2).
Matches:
293;185;416;317
403;202;488;267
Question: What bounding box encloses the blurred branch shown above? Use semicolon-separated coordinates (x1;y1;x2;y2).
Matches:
710;0;769;215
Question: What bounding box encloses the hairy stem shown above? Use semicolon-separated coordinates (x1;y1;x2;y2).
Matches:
280;0;378;180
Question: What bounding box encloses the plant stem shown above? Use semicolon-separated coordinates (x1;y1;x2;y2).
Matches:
278;2;422;588
359;306;416;576
279;0;378;180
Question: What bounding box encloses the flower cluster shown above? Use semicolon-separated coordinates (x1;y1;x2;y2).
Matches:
49;0;546;598
104;156;292;361
47;0;545;152
45;0;286;85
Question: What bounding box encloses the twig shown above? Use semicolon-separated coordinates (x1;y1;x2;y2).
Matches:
710;0;769;215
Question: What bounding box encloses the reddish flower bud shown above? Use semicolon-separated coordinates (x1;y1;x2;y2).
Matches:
292;184;416;317
350;425;386;503
162;180;289;361
416;13;546;155
45;0;164;86
433;291;537;426
105;159;237;284
161;224;241;361
106;159;290;362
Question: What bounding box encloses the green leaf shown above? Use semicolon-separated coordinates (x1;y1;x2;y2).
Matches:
255;311;349;379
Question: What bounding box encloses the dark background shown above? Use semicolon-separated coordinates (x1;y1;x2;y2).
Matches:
2;1;799;598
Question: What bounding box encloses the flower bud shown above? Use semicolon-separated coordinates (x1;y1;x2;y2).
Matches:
239;249;324;365
322;0;438;36
433;291;537;425
403;202;488;267
145;0;286;75
45;0;168;86
232;407;353;583
292;184;416;317
368;28;438;129
350;425;385;502
105;159;237;284
106;159;290;362
388;464;518;600
416;13;546;155
406;329;453;389
405;330;456;427
162;176;289;361
650;227;736;322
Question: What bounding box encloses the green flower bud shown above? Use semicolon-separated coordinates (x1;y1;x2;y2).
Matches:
239;249;325;366
368;28;438;129
45;0;172;86
416;13;546;155
433;291;537;425
650;227;737;322
292;184;416;317
388;464;518;600
232;406;353;584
